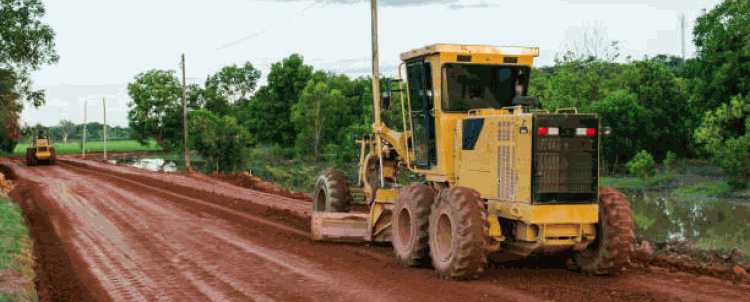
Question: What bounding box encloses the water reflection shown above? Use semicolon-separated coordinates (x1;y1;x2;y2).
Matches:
112;157;177;172
624;188;750;253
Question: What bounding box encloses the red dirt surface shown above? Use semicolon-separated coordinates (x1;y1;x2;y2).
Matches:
205;170;313;202
0;154;748;302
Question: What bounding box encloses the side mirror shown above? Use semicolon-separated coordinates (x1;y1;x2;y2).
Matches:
602;126;613;136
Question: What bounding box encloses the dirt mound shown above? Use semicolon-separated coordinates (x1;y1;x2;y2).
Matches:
204;171;313;202
632;238;750;284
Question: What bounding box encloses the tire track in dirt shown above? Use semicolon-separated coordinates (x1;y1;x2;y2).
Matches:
57;161;390;262
51;165;306;301
31;161;405;301
51;160;553;301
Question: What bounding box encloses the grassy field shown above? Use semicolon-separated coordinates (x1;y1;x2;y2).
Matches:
0;199;37;302
1;140;162;156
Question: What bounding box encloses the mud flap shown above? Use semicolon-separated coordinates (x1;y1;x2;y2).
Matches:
311;212;370;242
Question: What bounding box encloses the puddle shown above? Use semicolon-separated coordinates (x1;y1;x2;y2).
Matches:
109;157;178;172
625;188;750;253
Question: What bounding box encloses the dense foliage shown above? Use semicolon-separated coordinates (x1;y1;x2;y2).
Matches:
0;0;59;152
119;0;749;180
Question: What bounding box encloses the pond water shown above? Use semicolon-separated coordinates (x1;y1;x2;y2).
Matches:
624;188;750;253
109;157;178;172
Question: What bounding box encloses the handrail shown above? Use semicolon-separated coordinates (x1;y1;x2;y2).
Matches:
555;107;578;114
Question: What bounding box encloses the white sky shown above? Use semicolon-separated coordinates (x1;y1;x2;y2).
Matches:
22;0;723;127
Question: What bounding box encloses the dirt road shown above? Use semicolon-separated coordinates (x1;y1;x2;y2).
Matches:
2;156;748;302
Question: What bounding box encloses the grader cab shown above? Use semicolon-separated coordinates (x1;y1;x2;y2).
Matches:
312;44;635;280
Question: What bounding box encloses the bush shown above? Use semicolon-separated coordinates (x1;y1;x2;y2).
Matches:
627;150;656;182
663;151;678;169
715;135;750;189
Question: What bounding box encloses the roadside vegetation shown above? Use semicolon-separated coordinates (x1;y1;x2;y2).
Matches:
0;175;37;301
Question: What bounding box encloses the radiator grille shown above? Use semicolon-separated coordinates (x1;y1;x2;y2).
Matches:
497;145;517;200
498;121;515;141
532;115;599;204
38;147;48;152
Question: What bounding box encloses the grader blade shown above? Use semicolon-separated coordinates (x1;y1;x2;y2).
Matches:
311;212;370;242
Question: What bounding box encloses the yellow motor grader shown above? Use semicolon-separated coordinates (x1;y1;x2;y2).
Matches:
26;130;56;166
311;44;635;280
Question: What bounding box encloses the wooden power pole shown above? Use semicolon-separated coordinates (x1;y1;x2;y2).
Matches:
103;97;107;161
182;53;190;169
83;100;87;158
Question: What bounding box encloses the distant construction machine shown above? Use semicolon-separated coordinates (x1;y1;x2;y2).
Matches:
311;43;635;280
26;130;57;166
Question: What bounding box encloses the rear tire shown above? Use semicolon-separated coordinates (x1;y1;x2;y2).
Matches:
428;187;489;280
574;186;635;275
49;147;56;165
26;148;34;166
392;183;437;267
312;170;352;213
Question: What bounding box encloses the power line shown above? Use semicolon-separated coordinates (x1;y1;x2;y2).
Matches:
217;1;323;50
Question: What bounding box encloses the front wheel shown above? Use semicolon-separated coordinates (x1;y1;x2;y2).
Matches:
428;187;489;280
312;170;352;213
574;186;635;275
392;183;437;267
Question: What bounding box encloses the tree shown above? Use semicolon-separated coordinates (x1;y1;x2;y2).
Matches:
0;69;20;151
202;88;231;117
205;62;261;104
292;81;348;159
1;0;59;108
689;0;750;128
620;60;691;159
57;119;76;143
696;94;750;188
245;54;312;147
127;69;194;151
188;109;250;173
588;90;649;172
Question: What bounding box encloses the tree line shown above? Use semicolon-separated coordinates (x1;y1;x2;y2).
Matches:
123;0;750;187
17;121;132;144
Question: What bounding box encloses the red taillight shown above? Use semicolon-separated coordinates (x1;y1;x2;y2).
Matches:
586;128;596;136
538;127;548;135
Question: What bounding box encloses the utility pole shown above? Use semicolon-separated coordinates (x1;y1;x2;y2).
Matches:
371;0;384;188
103;97;107;161
83;100;87;158
182;53;190;170
680;13;686;60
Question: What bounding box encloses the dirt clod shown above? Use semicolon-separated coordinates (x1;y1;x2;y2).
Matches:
635;240;654;260
732;265;749;280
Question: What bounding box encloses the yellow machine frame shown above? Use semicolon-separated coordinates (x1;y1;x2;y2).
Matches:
314;44;600;257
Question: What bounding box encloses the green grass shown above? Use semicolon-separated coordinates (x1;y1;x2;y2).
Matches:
0;200;28;271
1;140;162;156
671;181;730;198
0;199;38;302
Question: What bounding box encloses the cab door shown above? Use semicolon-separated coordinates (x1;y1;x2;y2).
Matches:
407;60;436;168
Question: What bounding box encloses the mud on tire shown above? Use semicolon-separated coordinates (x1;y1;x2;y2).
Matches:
392;183;437;267
428;187;489;280
313;170;352;213
574;186;636;275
